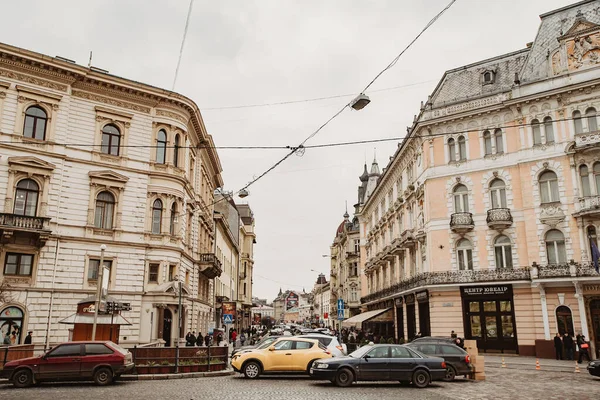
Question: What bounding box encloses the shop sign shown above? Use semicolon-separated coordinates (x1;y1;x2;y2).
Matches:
583;284;600;294
416;291;429;303
285;292;299;310
461;285;512;297
405;294;415;304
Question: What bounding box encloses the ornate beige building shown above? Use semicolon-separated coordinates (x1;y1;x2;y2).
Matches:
0;42;224;347
358;1;600;358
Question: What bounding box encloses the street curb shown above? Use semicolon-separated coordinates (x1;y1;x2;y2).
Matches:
487;363;578;373
120;369;235;381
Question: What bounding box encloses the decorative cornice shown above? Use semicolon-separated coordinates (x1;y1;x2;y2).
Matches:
0;68;67;92
72;90;151;113
156;109;188;125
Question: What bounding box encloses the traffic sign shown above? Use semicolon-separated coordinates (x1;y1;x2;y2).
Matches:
223;314;234;324
337;299;345;320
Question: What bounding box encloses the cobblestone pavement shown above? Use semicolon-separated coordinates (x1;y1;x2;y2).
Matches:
0;367;597;400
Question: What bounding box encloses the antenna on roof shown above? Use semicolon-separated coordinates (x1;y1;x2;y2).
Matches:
88;51;92;68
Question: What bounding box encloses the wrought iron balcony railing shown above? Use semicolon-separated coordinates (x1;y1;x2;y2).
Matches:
486;208;513;230
450;212;474;233
199;253;223;279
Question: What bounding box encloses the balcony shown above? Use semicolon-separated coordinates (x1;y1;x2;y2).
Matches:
450;212;474;234
574;195;600;217
531;261;598;279
199;253;222;279
486;208;513;230
0;213;51;246
400;229;417;248
574;128;600;148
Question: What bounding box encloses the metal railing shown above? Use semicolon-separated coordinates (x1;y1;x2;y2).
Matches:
450;212;474;227
486;208;513;225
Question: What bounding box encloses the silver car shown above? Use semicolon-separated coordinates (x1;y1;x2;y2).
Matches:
298;334;347;357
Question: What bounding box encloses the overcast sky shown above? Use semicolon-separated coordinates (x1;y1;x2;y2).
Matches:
0;0;575;300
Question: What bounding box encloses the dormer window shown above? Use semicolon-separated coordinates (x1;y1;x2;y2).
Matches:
482;70;495;85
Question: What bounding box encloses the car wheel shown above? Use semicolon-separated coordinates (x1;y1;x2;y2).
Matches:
93;367;113;386
335;368;354;387
412;369;431;388
443;365;456;382
12;369;33;388
243;361;261;379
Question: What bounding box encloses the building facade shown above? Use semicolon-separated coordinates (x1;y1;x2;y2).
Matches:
238;204;256;330
358;1;600;358
330;211;361;330
0;42;224;347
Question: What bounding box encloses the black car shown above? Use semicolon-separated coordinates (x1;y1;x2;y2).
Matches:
231;336;278;357
310;344;446;388
407;341;471;381
588;360;600;378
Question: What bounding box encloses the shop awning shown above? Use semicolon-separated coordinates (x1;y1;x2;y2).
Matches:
341;308;391;328
59;313;132;325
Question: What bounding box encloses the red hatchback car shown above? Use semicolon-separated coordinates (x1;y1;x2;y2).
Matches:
1;341;134;388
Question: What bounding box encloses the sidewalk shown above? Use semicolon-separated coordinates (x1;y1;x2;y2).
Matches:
486;355;590;373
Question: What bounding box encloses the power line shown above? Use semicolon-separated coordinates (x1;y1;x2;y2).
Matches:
172;0;195;91
201;80;437;111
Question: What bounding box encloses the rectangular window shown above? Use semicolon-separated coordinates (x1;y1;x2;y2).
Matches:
88;259;113;281
169;265;177;281
148;264;159;283
4;253;34;276
185;270;190;286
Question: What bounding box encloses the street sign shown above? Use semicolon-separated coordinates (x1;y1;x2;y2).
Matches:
337;299;345;320
223;314;234;324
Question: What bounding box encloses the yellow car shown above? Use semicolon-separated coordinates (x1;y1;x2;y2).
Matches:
231;337;334;378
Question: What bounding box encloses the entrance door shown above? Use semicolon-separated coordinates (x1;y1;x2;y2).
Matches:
464;299;516;353
396;306;404;342
163;309;173;347
406;304;416;340
418;301;431;337
591;300;600;358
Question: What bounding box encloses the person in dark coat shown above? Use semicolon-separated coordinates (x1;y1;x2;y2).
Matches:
578;335;591;364
553;333;563;360
24;331;33;345
196;332;203;347
204;333;211;347
186;331;196;347
563;332;574;360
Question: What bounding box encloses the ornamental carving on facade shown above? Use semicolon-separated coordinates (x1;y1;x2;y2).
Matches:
0;68;67;92
72;90;151;113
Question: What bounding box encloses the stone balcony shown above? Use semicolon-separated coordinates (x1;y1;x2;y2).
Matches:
486;208;513;231
574;128;600;148
450;212;474;233
400;229;417;248
198;253;223;279
574;195;600;217
0;213;51;246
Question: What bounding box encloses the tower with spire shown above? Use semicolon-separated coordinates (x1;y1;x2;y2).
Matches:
365;154;381;203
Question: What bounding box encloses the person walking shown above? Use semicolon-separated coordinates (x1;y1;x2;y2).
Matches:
576;332;584;352
231;330;237;347
578;335;591;364
240;332;246;347
563;332;574;360
553;333;563;360
24;331;33;345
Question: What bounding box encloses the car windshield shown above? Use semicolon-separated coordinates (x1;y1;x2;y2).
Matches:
257;338;276;349
348;345;373;358
107;341;129;355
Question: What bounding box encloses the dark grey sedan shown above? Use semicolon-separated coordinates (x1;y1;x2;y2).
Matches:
310;344;446;388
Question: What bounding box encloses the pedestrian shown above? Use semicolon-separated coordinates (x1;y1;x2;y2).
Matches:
185;331;193;346
196;332;203;347
240;332;246;346
576;332;584;351
24;331;32;345
204;333;211;347
563;332;574;360
450;330;457;339
578;335;591;364
231;329;237;346
186;331;196;347
553;333;563;360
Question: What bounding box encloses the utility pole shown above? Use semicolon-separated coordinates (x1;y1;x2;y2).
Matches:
176;281;182;372
91;244;107;341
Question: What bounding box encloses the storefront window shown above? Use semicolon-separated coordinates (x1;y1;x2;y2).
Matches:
0;307;24;344
483;301;496;312
469;302;480;312
502;316;514;338
470;316;481;337
485;316;498;338
500;301;512;312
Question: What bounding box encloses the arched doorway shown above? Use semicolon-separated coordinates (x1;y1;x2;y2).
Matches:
555;306;574;336
163;309;173;347
0;306;24;345
591;300;600;358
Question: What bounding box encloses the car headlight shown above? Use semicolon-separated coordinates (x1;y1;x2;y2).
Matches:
315;363;329;369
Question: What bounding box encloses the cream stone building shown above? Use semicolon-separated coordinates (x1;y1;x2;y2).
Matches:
357;1;600;358
238;204;256;329
0;42;224;347
329;210;361;330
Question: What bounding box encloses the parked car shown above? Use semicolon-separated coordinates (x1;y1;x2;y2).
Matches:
407;340;471;380
297;334;347;357
0;341;134;388
588;359;600;378
232;335;278;357
310;344;446;388
231;337;333;379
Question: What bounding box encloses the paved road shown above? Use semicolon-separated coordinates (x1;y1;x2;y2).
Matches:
0;367;597;400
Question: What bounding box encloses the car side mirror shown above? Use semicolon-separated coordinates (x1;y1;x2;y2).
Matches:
363;354;370;361
268;346;275;351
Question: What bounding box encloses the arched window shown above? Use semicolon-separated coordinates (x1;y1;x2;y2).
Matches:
23;106;47;140
152;199;163;234
580;165;591;197
14;179;39;216
573;110;583;134
494;235;513;269
489;179;507;208
101;124;121;156
532;119;542;145
539;171;559;203
453;184;469;213
556;306;574;336
458;136;467;160
173;134;180;167
456;239;473;270
545;229;566;265
495;129;504;153
169;203;177;236
594;162;600;194
94;191;115;229
586;107;598;132
0;306;24;344
156;129;167;164
448;138;456;162
544;117;554;143
483;131;492;155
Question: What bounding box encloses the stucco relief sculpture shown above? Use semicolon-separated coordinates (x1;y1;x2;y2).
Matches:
568;34;600;70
